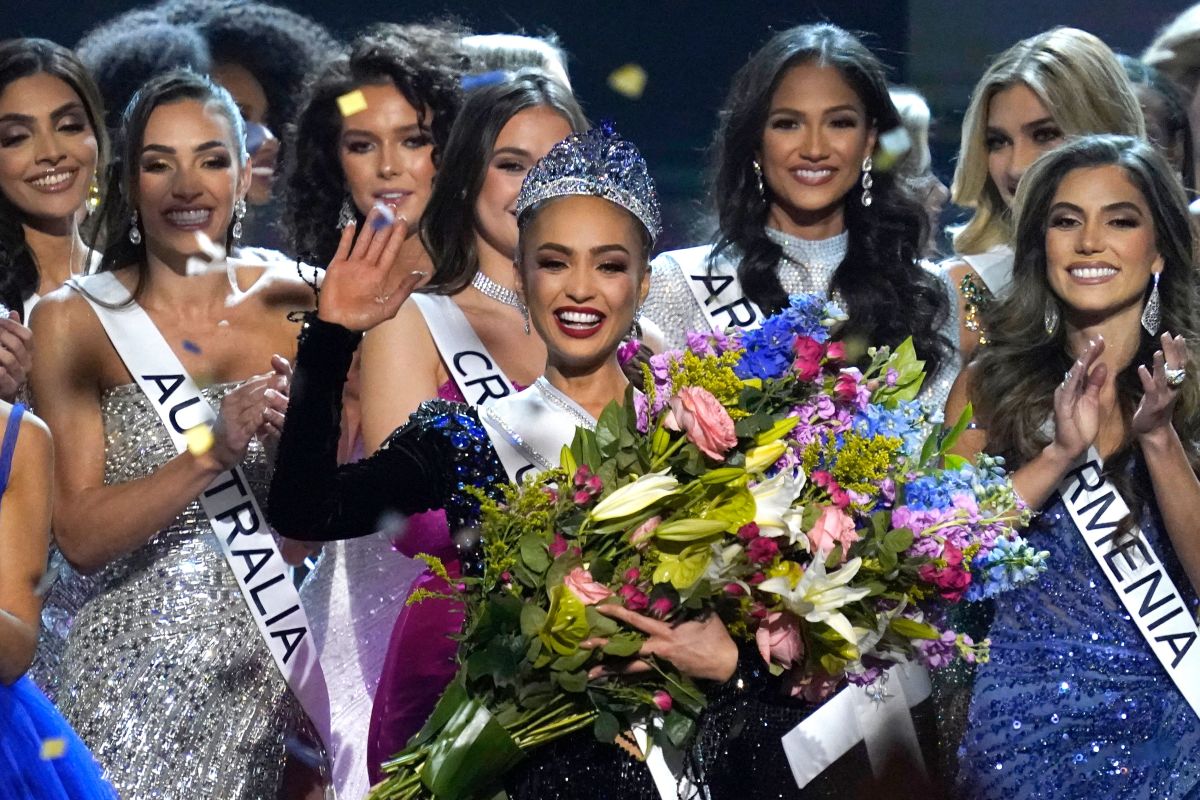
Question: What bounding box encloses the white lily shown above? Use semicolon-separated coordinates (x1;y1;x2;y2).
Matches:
759;557;870;644
749;468;806;538
589;470;679;521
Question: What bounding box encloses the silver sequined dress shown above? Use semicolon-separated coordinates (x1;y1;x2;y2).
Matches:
50;382;306;800
643;229;961;422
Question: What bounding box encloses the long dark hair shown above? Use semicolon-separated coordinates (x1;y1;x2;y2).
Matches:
709;23;952;380
1118;54;1196;197
974;135;1200;508
93;70;246;299
0;38;108;314
420;69;586;295
282;22;468;267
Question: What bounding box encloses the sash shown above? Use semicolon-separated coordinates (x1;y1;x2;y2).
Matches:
478;386;582;484
781;662;931;789
1058;448;1200;718
69;272;334;751
410;293;518;407
668;247;766;335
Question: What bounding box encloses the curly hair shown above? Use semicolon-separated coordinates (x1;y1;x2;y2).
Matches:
1119;53;1195;197
708;23;952;381
972;135;1200;512
281;22;468;267
0;39;109;314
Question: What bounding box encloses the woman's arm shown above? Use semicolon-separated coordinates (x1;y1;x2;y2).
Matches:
359;300;445;454
0;411;53;683
943;261;984;364
29;293;283;574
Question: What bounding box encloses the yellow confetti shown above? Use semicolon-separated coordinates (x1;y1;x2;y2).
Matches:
185;424;215;456
40;738;66;760
607;64;647;100
872;126;912;173
336;89;368;118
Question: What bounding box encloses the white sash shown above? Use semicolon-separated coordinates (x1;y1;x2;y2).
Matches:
410;293;518;407
478;386;581;484
671;247;765;335
69;272;333;751
1058;449;1200;718
781;662;931;789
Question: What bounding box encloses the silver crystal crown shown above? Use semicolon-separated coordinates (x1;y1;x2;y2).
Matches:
515;122;662;244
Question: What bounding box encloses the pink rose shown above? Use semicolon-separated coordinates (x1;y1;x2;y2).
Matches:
629;515;661;549
652;690;673;712
756;611;804;669
562;567;613;606
649;596;674;618
825;341;846;362
807;506;860;562
619;584;649;611
918;542;972;601
664;386;738;460
549;532;569;557
746;536;780;565
792;336;824;381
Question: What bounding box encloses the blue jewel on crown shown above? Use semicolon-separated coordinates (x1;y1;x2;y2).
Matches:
515;119;662;243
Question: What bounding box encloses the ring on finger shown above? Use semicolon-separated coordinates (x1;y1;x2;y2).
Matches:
1164;365;1186;389
1062;369;1073;386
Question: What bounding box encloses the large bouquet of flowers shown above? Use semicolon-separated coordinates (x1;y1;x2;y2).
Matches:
369;295;1045;800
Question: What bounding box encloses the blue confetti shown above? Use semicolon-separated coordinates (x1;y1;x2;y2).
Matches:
182;340;202;354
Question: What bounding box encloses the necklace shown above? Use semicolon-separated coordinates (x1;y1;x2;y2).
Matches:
471;271;523;310
535;377;597;431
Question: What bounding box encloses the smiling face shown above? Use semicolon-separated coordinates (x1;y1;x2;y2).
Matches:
136;98;249;261
475;106;574;262
986;83;1063;207
1044;164;1161;324
758;61;877;236
339;82;434;233
517;195;650;375
0;72;98;225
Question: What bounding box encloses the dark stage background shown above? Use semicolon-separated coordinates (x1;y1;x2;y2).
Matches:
0;0;1191;247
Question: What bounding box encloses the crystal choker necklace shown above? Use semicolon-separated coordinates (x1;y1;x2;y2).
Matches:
471;271;523;310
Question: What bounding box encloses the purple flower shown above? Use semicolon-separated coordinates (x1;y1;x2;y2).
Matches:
915;629;958;669
634;392;650;433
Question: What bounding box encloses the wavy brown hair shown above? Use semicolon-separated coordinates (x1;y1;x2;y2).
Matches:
972;135;1200;504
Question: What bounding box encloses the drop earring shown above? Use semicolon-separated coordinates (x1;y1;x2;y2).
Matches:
86;173;101;215
752;160;765;198
1141;272;1162;334
1044;297;1060;336
860;156;874;207
232;199;246;242
128;210;142;245
337;198;356;229
521;304;531;335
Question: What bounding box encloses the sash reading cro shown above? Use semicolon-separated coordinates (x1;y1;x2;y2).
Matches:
69;272;334;750
669;247;766;335
409;293;518;407
1059;449;1200;719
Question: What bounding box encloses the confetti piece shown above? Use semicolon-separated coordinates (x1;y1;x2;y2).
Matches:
370;201;396;231
461;70;509;92
182;340;202;354
337;89;368;118
244;121;270;156
185;424;215;457
34;560;60;598
872;126;913;173
40;738;66;760
607;64;647;100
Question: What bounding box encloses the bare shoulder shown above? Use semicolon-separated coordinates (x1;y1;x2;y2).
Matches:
14;409;52;465
941;259;978;288
29;282;106;346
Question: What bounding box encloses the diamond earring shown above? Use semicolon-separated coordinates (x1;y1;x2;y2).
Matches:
860;156;874;207
86;173;101;215
752;160;765;198
1142;272;1162;334
337;198;356;229
232;199;247;242
128;210;142;245
521;304;531;335
1044;297;1060;336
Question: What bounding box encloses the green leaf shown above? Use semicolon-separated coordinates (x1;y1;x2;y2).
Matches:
878;549;898;572
519;533;551;574
653;518;728;542
943;453;968;470
520;603;548;638
545;552;583;589
595;402;624;454
698;467;747;485
652;546;713;591
552;648;591;672
939;402;974;456
882;527;914;554
559;445;578;478
420;698;525;800
601;631;644;657
594;711;621;743
889;617;941;640
662;710;696;748
554;668;588;693
584;605;620;637
704;486;755;532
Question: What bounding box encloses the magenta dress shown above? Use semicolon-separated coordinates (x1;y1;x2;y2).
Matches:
366;380;523;780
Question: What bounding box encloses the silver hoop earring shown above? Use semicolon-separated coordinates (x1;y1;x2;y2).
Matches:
1142;272;1162;334
128;210;142;245
752;160;765;198
232;199;247;242
860;156;874;207
1044;298;1060;336
337;198;356;229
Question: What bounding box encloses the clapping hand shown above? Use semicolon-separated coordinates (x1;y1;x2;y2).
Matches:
1051;337;1107;461
208;371;290;470
316;205;426;332
1133;332;1190;439
0;309;32;402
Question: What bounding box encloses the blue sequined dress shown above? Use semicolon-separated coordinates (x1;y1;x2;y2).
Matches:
957;491;1200;798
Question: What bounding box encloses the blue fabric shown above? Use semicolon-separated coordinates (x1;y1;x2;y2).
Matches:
0;402;25;496
957;490;1200;798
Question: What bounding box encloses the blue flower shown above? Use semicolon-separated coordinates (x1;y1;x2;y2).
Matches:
966;536;1049;600
852;400;926;457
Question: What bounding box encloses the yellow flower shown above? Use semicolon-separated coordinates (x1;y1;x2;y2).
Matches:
589;470;679;521
539;585;589;655
745;440;787;474
653;546;712;591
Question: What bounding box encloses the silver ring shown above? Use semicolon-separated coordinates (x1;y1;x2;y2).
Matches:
1062;370;1073;385
1165;366;1186;389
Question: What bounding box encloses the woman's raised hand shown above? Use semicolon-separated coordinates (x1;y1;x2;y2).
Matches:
1051;336;1107;461
316;204;427;332
1133;332;1190;439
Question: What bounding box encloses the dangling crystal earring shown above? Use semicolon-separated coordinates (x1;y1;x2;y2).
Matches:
630;306;644;339
752;160;765;198
860;156;874;207
128;210;142;245
337;198;356;229
520;303;531;335
1142;272;1162;334
1044;297;1060;336
86;173;101;215
232;199;247;242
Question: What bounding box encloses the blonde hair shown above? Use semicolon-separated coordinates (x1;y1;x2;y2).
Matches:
952;27;1146;255
1144;4;1200;92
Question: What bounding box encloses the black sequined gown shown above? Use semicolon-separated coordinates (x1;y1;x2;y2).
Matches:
267;315;659;800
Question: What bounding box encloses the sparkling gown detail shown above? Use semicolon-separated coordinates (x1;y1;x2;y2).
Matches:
0;405;116;800
52;383;307;800
957;489;1200;798
268;316;660;799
